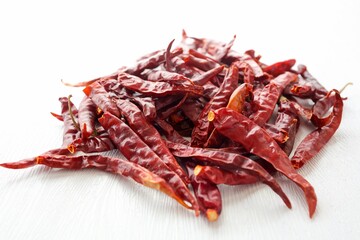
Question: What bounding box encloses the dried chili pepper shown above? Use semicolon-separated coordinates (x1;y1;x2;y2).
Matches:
249;72;298;127
125;47;183;76
1;32;348;222
98;112;199;215
67;126;114;154
118;72;203;97
191;64;239;147
262;59;296;77
186;162;222;222
83;81;120;117
291;90;343;169
166;141;291;209
116;98;190;184
194;165;258;185
209;107;317;217
78;95;97;139
0;154;187;208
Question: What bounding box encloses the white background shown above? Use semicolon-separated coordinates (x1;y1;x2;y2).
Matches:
0;0;359;239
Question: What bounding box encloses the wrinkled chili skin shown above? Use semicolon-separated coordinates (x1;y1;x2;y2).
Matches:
210;107;317;218
249;72;298;127
98;112;199;214
1;153;188;207
78;96;97;139
125;47;183;76
166;141;291;209
291;91;343;169
116;99;190;184
186;162;222;222
118;72;203;97
67;127;114;154
83;81;120;117
194;165;259;185
191;64;239;147
262;59;296;77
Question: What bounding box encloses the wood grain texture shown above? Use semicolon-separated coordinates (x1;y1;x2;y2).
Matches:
1;1;360;239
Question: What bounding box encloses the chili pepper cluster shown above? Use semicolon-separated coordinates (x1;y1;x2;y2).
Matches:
1;31;346;222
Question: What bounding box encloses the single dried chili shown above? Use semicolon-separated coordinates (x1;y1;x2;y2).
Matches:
209;107;317;217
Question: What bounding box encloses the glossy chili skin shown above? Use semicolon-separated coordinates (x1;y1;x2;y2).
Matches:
210;107;317;218
116;98;190;184
291;91;343;169
98;112;199;215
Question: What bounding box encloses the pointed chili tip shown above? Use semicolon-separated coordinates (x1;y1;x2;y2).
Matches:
206;209;219;222
309;201;317;219
208;111;215;122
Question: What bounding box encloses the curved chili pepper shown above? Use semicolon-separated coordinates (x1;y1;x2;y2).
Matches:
241;53;264;78
118;72;203;97
249;72;298;127
191;65;224;86
1;154;187;208
145;70;193;84
183;54;220;71
209;107;317;218
233;60;255;85
186;162;222;222
191;64;239;147
83;81;120;117
166;141;291;209
128;96;157;122
98;112;199;215
171;56;202;78
194;165;259;185
78;96;97;139
262;59;296;77
116;98;190;184
67;127;114;154
298;64;328;101
291;90;343;169
125;47;183;76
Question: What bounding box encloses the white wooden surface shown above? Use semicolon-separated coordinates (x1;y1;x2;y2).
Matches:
0;1;359;239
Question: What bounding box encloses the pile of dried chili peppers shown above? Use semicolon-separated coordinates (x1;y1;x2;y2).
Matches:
0;30;348;222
